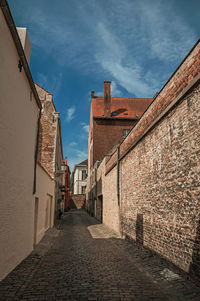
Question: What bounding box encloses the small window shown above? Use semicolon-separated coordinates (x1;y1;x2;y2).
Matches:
122;129;130;138
82;170;87;180
112;111;118;116
81;186;86;194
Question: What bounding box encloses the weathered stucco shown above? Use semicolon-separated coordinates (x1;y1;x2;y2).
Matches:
0;9;39;280
34;164;55;245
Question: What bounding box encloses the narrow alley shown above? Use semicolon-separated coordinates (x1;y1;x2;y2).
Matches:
0;210;200;301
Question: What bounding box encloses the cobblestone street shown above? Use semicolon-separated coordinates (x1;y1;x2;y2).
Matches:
0;210;200;301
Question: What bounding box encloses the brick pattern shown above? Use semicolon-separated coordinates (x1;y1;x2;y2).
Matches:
35;84;58;179
119;83;200;273
93;119;136;165
70;194;85;209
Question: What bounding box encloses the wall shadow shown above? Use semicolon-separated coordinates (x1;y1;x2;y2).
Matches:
136;214;144;245
189;218;200;281
69;198;85;210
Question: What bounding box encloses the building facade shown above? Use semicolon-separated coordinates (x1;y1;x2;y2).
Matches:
0;1;41;280
0;0;65;280
64;157;71;211
71;159;88;195
35;84;65;218
86;81;152;215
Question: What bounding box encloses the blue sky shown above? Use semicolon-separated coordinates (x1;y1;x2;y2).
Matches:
8;0;200;171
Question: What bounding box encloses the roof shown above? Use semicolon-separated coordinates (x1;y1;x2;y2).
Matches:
78;159;88;166
92;97;153;119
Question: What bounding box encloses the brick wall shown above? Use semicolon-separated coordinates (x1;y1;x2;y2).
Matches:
103;40;200;278
35;84;58;179
119;82;200;274
93;119;136;165
70;194;86;209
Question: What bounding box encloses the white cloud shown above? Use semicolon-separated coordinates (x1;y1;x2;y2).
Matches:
95;23;156;97
66;106;76;123
81;122;89;133
23;0;197;97
36;72;62;96
69;141;77;147
111;81;122;96
66;148;88;172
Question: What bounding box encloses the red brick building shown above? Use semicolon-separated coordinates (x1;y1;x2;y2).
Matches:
88;81;152;168
64;157;70;211
87;81;153;213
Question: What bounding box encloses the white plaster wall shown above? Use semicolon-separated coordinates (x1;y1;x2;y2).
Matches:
0;10;39;280
74;166;87;194
35;164;55;245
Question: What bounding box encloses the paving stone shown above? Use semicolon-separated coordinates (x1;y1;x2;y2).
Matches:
0;210;200;300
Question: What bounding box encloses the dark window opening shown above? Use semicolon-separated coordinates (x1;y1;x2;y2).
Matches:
122;129;130;137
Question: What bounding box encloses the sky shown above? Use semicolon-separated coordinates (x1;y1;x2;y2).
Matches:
8;0;200;172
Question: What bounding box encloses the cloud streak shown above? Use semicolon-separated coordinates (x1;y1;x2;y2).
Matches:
66;106;76;123
22;0;197;97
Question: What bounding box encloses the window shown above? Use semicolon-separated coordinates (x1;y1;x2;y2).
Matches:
82;170;87;180
81;186;86;194
122;129;130;138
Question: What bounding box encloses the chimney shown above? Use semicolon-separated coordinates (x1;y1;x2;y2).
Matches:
104;81;111;117
91;91;95;99
16;27;31;65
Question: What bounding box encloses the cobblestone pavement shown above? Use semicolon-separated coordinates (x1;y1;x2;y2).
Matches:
0;210;200;301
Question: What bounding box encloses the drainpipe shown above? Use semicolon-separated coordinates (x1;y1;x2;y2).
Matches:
33;108;41;194
117;146;120;206
117;146;123;236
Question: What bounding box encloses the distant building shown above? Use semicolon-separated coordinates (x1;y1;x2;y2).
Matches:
86;81;153;214
71;160;88;195
35;84;65;222
64;157;71;211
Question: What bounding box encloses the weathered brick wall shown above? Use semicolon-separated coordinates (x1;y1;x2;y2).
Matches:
35;84;57;179
93;119;136;165
120;82;200;273
70;194;85;209
104;41;200;277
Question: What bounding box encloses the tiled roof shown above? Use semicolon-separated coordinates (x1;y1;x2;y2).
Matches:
77;159;88;166
92;97;153;119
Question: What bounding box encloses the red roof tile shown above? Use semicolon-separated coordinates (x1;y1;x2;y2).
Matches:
92;97;153;119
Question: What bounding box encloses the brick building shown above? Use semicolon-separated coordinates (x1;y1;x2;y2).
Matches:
35;84;65;216
86;81;152;214
64;157;71;211
70;160;88;209
91;40;200;282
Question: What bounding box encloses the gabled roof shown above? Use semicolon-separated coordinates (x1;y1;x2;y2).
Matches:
78;159;88;166
92;97;153;119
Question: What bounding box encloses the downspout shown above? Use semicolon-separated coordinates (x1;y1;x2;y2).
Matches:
54;115;59;222
117;146;120;205
117;146;122;236
33;108;41;194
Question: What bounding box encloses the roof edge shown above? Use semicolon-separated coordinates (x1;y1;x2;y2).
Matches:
94;116;138;121
0;0;42;109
